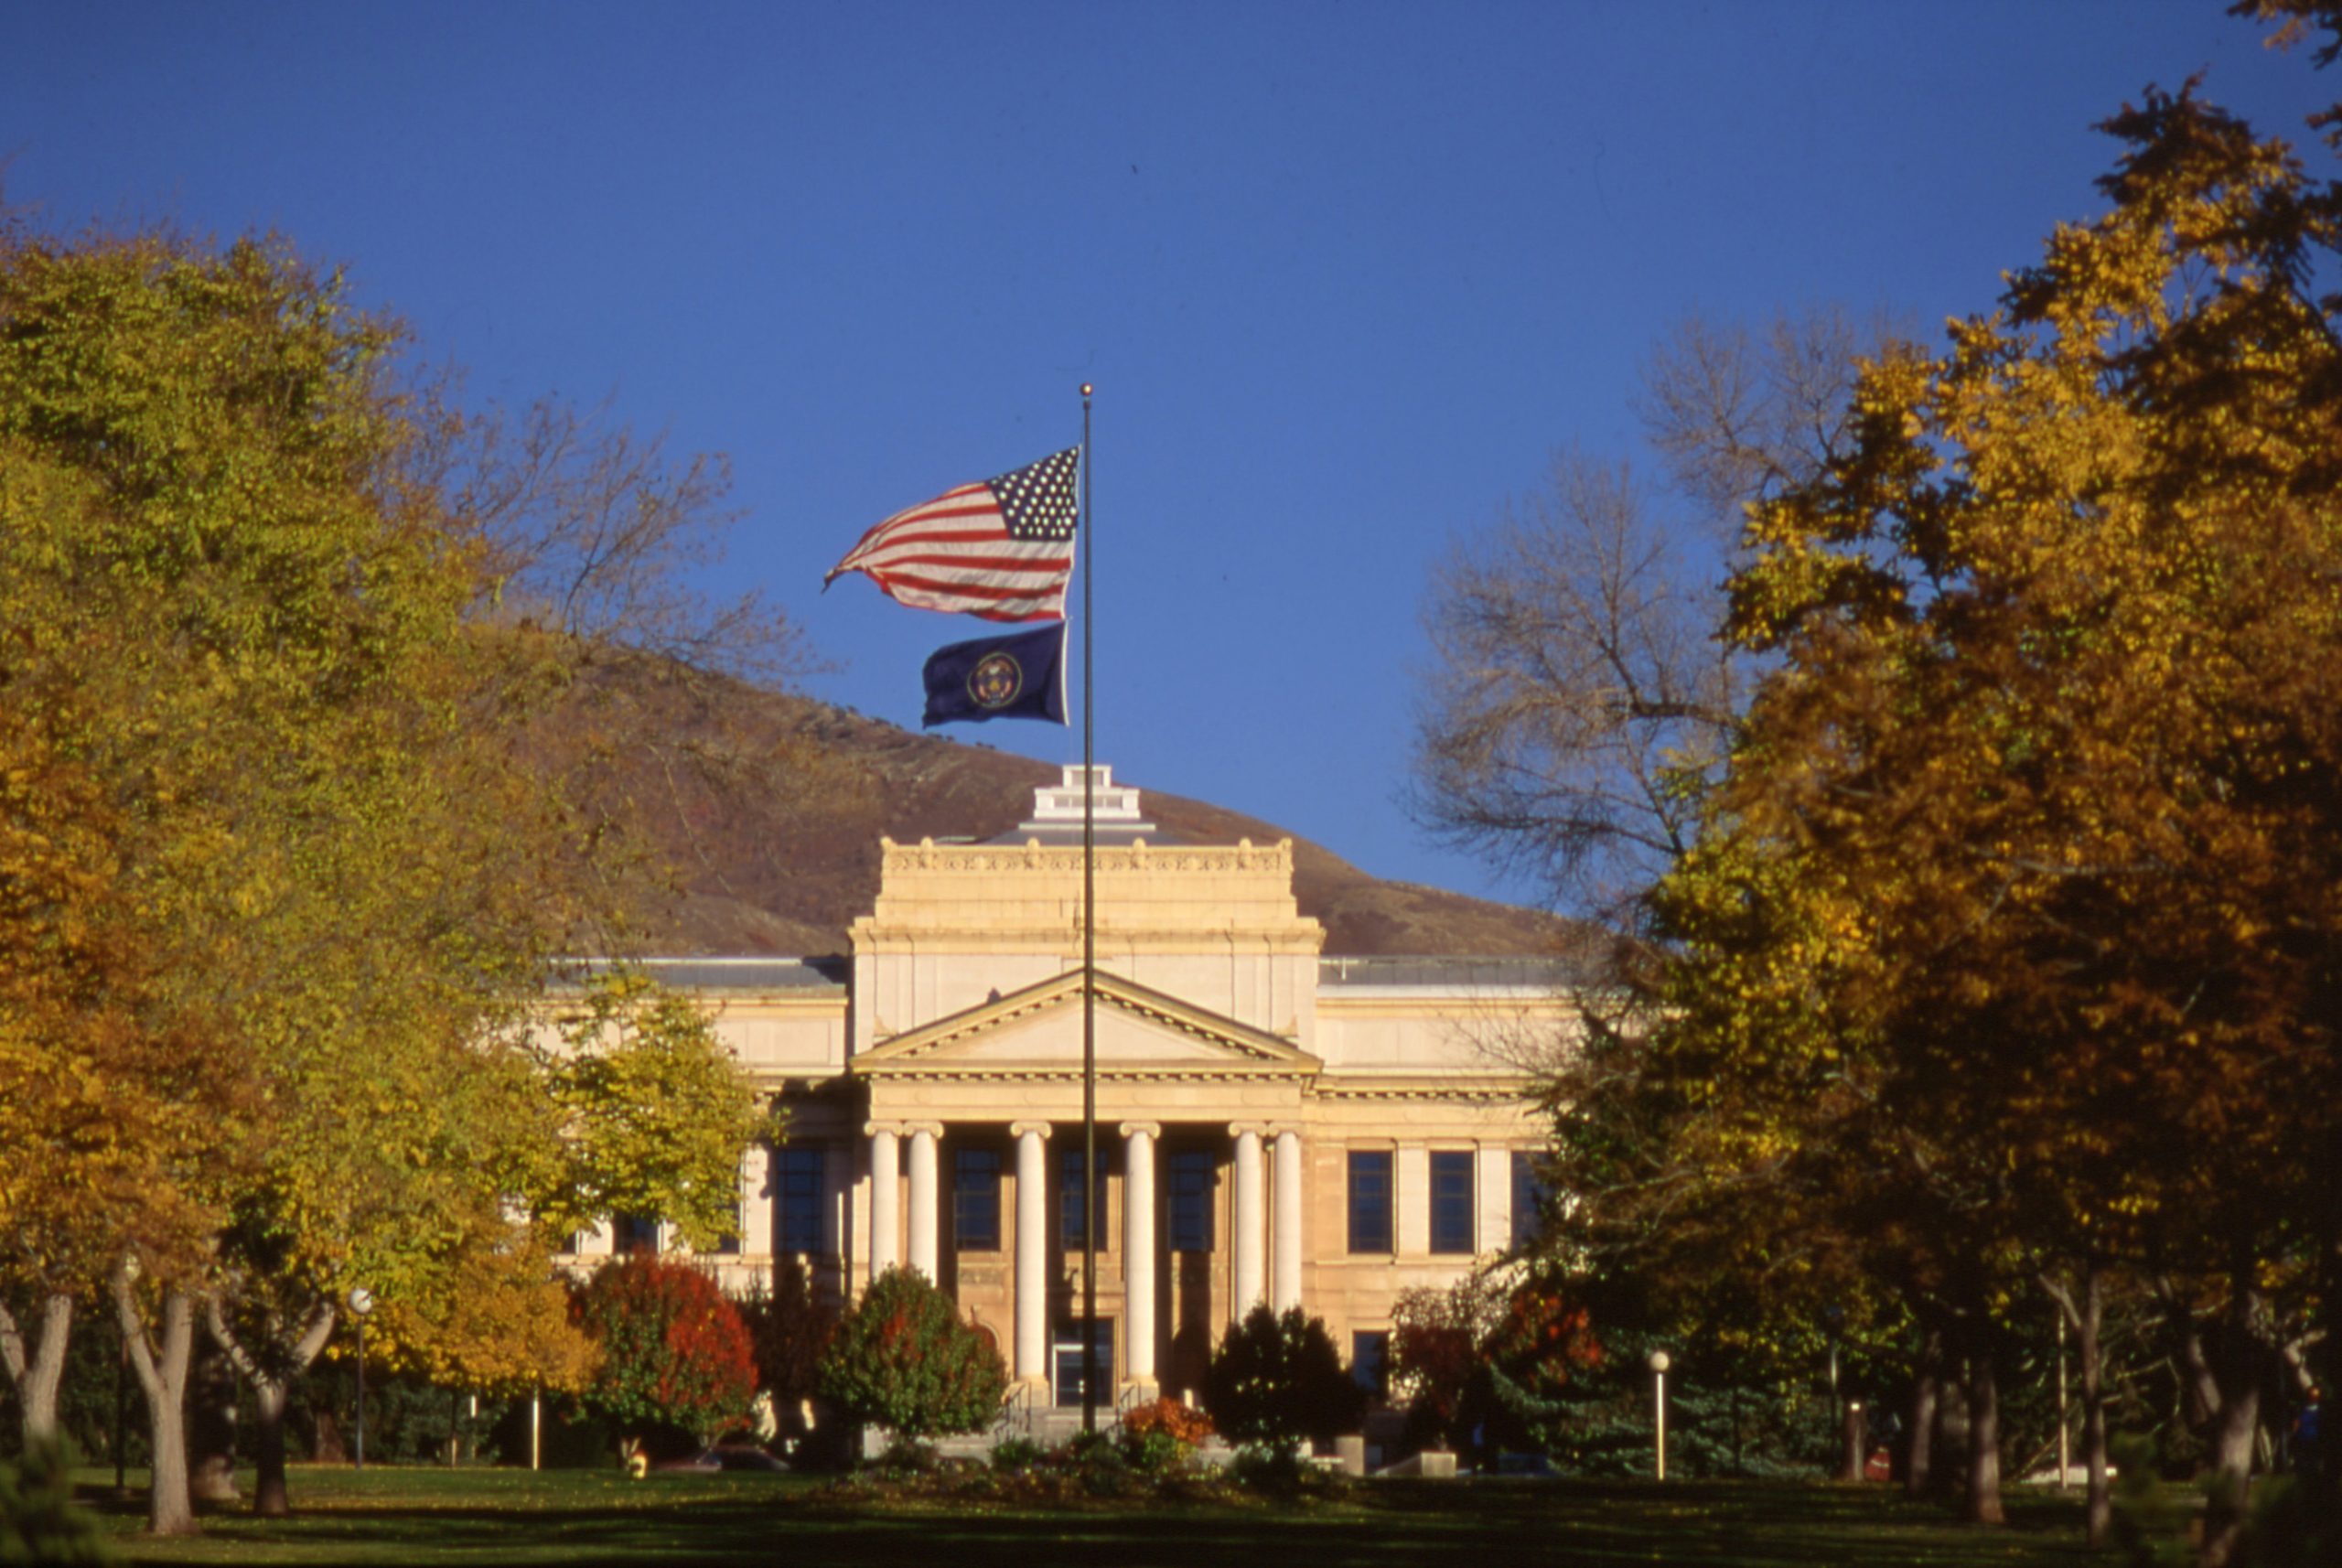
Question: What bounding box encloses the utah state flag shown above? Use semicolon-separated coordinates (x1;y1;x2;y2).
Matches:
921;623;1068;728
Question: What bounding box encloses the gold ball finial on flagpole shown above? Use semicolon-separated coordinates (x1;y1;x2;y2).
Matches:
1080;382;1093;398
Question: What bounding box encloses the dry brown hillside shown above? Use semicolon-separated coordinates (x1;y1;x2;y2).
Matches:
578;656;1570;961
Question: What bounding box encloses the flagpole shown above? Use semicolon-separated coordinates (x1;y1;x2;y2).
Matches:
1079;382;1099;1436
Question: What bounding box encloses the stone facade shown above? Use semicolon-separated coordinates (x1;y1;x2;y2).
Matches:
558;767;1571;1409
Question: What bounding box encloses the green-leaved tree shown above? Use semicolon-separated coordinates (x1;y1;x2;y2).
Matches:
818;1268;1005;1444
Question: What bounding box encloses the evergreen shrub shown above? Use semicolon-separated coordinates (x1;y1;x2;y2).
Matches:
1201;1305;1361;1457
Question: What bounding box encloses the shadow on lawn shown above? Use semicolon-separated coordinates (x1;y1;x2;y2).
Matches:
102;1476;2094;1568
1328;1480;2088;1568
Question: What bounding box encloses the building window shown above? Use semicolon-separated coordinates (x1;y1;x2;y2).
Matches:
1058;1144;1110;1249
612;1213;659;1254
711;1214;741;1255
778;1146;824;1253
1168;1149;1214;1251
1351;1330;1390;1396
1348;1150;1393;1254
1430;1151;1475;1255
954;1147;1002;1251
1511;1150;1550;1250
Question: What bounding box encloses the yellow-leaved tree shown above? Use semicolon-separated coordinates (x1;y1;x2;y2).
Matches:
0;213;787;1534
1665;54;2342;1556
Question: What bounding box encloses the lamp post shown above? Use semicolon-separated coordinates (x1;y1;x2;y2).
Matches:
1649;1350;1671;1481
349;1287;376;1472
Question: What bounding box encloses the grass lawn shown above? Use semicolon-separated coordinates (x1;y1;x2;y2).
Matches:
77;1464;2105;1567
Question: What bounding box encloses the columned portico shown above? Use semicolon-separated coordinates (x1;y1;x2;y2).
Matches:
1121;1122;1159;1389
1231;1123;1266;1315
1013;1122;1050;1384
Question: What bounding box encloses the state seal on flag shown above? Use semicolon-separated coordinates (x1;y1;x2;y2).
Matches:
968;650;1025;709
921;624;1065;728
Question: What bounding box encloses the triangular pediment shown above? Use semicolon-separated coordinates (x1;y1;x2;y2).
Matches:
854;970;1319;1080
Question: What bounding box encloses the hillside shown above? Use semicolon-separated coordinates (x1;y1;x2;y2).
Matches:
586;658;1570;961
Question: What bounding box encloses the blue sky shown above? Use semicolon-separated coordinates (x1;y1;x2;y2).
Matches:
6;2;2330;906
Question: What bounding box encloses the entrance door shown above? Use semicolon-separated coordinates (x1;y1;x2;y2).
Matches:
1052;1319;1115;1408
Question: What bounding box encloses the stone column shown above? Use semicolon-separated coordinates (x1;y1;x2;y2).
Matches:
1013;1122;1050;1385
1477;1144;1511;1256
741;1143;776;1257
1397;1144;1431;1256
1272;1130;1303;1313
907;1124;941;1280
1122;1122;1160;1388
1230;1124;1265;1316
865;1124;900;1281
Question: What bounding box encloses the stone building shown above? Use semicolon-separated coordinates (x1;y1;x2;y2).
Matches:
558;767;1572;1412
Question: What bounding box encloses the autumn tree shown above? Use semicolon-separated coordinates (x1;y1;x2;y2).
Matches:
818;1267;1005;1444
530;970;777;1253
1413;310;1946;1497
0;660;242;1449
571;1253;756;1447
368;1232;598;1402
1662;57;2342;1557
0;212;787;1532
195;967;765;1511
0;220;498;1531
197;974;761;1512
1388;1280;1494;1453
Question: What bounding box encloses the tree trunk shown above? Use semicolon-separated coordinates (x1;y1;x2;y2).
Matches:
0;1293;74;1446
205;1294;335;1518
252;1381;293;1517
2178;1265;2272;1568
309;1408;348;1465
1965;1351;2004;1526
2077;1268;2110;1550
2045;1264;2113;1550
2200;1359;2261;1568
1931;1360;1970;1500
114;1270;198;1538
1905;1326;1939;1498
188;1337;241;1501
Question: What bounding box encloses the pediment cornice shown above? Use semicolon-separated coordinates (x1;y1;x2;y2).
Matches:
852;969;1321;1081
1308;1073;1536;1101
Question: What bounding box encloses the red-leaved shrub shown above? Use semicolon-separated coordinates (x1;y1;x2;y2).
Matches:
572;1253;757;1442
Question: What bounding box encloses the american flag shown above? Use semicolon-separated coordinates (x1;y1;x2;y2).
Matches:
824;447;1080;621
